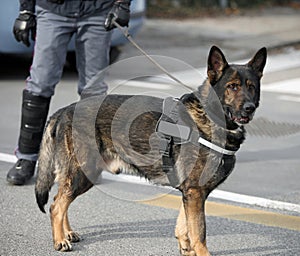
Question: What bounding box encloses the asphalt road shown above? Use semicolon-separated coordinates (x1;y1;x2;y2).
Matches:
1;14;300;256
0;171;299;256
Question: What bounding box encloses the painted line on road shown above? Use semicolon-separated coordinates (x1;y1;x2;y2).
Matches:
210;190;300;213
262;78;300;95
278;95;300;103
111;79;173;90
237;50;300;74
118;69;300;95
117;50;300;91
0;153;17;163
101;172;300;214
1;152;300;214
141;194;300;232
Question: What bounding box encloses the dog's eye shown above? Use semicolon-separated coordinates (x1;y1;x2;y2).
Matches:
228;83;239;91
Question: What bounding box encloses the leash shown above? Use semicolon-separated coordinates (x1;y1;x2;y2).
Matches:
112;20;195;92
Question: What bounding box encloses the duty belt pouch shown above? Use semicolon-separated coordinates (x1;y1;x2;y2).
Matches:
47;0;64;4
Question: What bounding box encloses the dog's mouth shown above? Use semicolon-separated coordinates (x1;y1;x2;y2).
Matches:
227;109;253;125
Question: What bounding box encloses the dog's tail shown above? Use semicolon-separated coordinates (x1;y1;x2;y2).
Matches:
35;109;63;213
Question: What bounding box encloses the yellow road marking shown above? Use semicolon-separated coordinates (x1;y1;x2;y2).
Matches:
141;194;300;231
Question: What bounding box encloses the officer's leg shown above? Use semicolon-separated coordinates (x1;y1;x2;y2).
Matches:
7;7;74;185
75;11;112;97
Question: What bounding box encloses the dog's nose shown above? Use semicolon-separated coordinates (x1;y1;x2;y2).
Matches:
243;102;256;114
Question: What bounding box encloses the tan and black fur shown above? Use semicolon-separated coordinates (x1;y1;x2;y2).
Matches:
35;46;267;255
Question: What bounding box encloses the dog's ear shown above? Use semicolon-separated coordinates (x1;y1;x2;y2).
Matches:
207;45;228;85
247;47;267;77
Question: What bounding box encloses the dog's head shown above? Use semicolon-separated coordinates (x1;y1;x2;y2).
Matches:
207;46;267;125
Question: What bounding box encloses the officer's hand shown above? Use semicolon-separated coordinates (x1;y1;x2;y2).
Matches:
104;0;130;31
13;11;36;47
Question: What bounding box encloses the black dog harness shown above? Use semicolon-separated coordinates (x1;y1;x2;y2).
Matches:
156;97;237;188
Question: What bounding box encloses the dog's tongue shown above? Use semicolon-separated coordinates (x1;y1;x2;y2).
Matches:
236;116;249;124
228;111;250;124
230;114;249;124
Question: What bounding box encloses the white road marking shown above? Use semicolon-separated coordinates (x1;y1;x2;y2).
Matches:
120;50;300;95
237;50;300;73
0;152;17;163
2;152;298;213
102;172;300;214
264;50;300;73
210;190;300;214
278;95;300;102
262;78;300;95
112;79;173;90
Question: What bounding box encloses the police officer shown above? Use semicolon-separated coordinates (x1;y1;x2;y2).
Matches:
7;0;131;185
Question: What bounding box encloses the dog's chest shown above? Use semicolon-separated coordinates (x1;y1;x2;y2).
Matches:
204;154;236;191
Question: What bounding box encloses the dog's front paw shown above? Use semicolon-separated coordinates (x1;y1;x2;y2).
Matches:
227;126;245;145
54;239;72;252
180;248;196;256
66;231;80;243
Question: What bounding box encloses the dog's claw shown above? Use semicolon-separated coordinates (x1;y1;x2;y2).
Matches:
179;247;196;256
54;239;72;251
66;231;81;242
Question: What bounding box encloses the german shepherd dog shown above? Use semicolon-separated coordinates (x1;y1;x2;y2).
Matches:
35;46;267;255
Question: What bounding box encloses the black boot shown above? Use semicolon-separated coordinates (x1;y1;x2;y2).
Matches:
7;90;50;185
7;159;36;185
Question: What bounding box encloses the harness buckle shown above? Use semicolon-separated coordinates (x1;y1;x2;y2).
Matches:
157;120;191;142
158;136;172;157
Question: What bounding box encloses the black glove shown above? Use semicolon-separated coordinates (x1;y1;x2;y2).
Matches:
104;0;131;31
13;11;36;47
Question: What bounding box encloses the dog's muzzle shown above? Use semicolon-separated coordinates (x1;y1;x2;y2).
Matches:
226;102;256;125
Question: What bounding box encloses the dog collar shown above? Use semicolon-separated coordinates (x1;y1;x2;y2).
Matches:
197;137;236;156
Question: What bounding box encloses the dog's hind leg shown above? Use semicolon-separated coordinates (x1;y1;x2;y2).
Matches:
50;169;93;251
175;203;195;256
182;188;211;256
63;172;94;243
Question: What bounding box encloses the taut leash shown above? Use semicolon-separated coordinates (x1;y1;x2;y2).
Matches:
112;20;195;92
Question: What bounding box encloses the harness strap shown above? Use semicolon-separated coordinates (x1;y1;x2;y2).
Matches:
157;97;184;188
156;97;238;188
160;137;181;188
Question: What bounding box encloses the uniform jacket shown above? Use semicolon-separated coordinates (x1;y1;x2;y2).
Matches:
19;0;115;18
